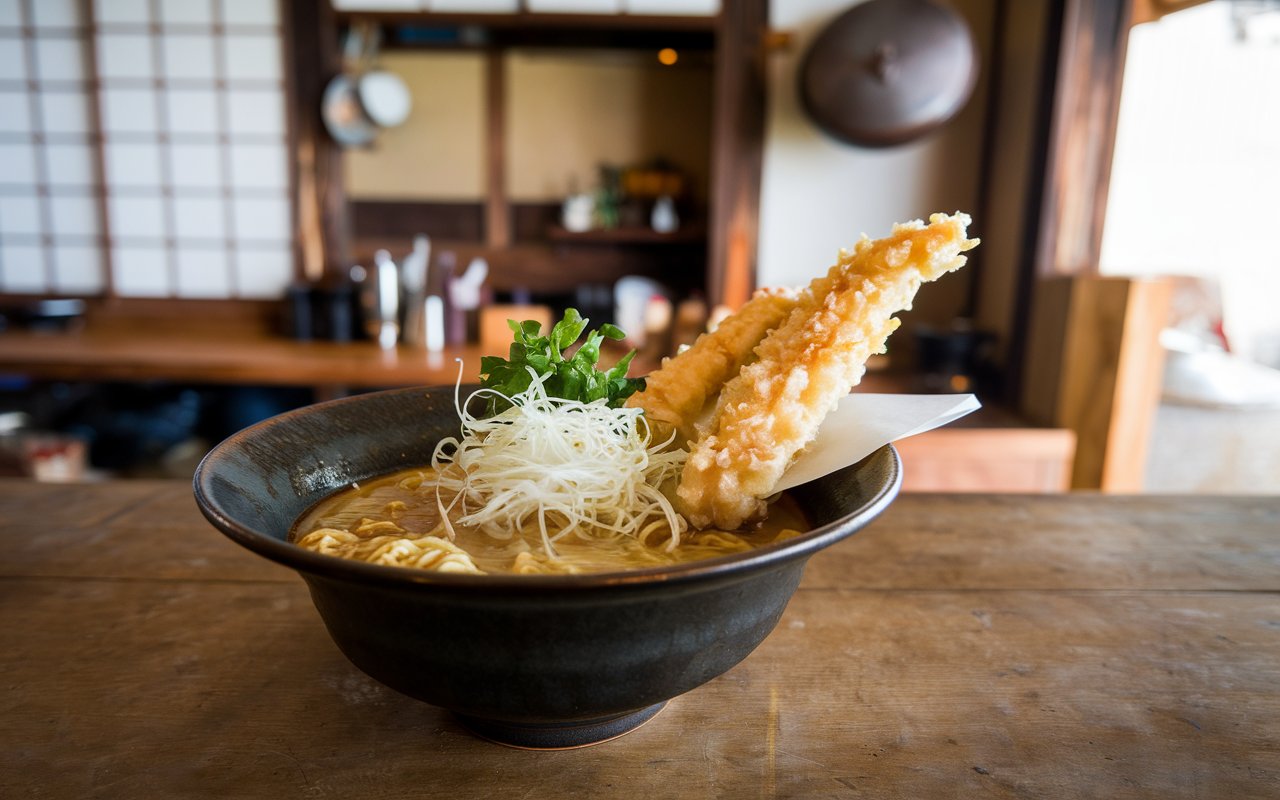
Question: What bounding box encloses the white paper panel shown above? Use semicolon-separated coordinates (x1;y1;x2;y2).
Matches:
229;144;286;191
231;196;289;241
158;0;213;26
0;90;31;133
169;143;223;187
0;243;47;292
0;37;27;81
175;247;232;298
108;195;166;239
32;0;83;29
105;142;163;187
112;245;169;296
225;89;284;136
45;143;98;186
40;91;93;134
172;196;226;240
0;0;23;30
164;88;219;135
221;35;280;81
35;38;87;82
97;34;154;79
334;0;423;10
102;87;158;133
0;193;42;235
526;0;621;12
49;194;101;236
221;0;279;25
429;0;518;10
234;246;292;298
95;0;150;25
624;0;719;14
0;142;39;185
162;34;217;80
51;244;106;293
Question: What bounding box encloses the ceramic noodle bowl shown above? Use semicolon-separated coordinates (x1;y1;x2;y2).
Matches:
193;386;901;748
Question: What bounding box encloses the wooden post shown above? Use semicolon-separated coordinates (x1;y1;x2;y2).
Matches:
484;50;509;251
285;0;350;279
1035;0;1134;279
1022;275;1172;491
708;0;767;309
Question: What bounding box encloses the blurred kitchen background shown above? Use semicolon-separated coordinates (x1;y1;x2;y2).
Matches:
0;0;1277;492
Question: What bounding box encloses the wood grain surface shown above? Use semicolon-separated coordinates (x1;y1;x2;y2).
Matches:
2;483;1277;799
0;327;486;388
1022;276;1171;492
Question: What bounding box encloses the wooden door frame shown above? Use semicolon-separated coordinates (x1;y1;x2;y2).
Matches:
1004;0;1136;406
1011;0;1181;491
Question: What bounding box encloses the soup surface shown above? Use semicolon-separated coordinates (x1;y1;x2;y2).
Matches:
292;467;808;575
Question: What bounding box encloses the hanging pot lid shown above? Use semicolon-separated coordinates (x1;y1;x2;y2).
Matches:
322;74;377;147
359;71;412;128
798;0;978;148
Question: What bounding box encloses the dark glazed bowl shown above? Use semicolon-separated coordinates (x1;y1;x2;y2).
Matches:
193;386;901;748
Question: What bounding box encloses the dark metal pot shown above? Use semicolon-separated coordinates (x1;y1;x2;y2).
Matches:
193;386;901;748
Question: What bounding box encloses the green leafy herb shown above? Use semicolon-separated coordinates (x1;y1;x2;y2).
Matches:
478;308;646;415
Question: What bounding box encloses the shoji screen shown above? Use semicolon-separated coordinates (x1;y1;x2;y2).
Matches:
0;0;294;299
0;0;106;294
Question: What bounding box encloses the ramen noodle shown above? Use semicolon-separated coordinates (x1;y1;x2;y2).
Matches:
293;468;807;575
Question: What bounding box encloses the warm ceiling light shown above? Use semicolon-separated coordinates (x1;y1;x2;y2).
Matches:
658;48;678;66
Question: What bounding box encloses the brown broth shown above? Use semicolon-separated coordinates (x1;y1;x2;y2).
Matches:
291;467;810;575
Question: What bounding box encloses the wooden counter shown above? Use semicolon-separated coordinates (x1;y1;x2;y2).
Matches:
0;326;485;388
0;325;1074;491
2;483;1276;797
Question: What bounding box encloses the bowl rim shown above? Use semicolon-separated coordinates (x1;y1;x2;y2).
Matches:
193;386;902;593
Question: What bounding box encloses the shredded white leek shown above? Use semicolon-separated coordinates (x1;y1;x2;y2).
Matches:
431;366;688;559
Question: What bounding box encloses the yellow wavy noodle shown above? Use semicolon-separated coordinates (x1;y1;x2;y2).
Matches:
291;469;812;576
296;527;484;575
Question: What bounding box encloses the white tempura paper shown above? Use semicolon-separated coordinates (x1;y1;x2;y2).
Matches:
772;393;982;493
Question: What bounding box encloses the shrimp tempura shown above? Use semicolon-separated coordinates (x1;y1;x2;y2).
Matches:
627;287;800;445
677;213;978;530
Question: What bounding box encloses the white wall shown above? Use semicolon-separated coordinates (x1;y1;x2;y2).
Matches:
757;0;992;323
345;51;487;201
345;49;714;204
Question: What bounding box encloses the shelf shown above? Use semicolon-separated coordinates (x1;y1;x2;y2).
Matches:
312;0;767;309
351;236;706;295
334;10;719;33
545;223;706;244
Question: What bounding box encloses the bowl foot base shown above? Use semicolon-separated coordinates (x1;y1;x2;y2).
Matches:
455;701;667;749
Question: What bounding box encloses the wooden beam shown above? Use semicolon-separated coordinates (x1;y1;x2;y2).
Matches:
1004;0;1134;409
1035;0;1134;277
484;50;510;251
77;0;116;299
708;0;767;309
285;0;350;280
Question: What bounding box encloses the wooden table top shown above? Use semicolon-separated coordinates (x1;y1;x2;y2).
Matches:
2;483;1277;798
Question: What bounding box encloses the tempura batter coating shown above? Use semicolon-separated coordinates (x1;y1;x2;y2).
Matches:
677;213;978;529
627;286;800;444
